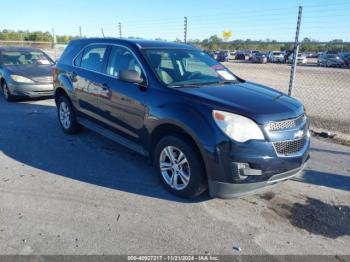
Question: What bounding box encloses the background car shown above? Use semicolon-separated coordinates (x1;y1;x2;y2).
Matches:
288;53;308;64
0;47;54;101
216;50;231;62
235;51;247;60
251;52;267;63
318;53;345;67
340;52;350;68
304;52;318;58
268;51;285;63
248;50;260;60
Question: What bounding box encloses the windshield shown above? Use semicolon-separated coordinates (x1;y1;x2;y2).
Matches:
273;52;282;55
1;50;53;66
144;49;237;87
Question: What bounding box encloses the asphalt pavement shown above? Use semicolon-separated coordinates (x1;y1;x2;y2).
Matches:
0;97;349;255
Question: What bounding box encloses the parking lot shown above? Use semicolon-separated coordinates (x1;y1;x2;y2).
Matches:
0;97;349;255
223;61;350;135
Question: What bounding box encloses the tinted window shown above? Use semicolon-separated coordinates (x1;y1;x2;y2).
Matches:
106;46;143;78
1;50;53;66
80;45;107;72
145;49;237;86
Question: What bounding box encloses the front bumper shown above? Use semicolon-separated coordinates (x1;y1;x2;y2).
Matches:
209;157;309;198
202;122;310;198
8;82;54;98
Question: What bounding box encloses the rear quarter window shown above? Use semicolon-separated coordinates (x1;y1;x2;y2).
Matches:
58;42;85;65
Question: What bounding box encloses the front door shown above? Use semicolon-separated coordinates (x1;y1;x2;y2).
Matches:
97;45;147;143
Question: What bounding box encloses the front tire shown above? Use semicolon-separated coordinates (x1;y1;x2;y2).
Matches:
57;95;82;134
1;81;14;102
154;135;207;198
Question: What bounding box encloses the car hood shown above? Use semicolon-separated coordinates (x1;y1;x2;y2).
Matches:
178;81;304;124
5;65;52;79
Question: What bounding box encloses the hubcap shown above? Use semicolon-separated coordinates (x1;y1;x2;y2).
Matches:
59;101;71;129
159;146;190;190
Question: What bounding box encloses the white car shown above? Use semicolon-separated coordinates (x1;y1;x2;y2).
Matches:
268;51;285;63
288;53;307;64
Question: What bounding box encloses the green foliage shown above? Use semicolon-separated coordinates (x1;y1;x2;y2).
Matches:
0;30;348;52
0;29;79;44
190;34;350;53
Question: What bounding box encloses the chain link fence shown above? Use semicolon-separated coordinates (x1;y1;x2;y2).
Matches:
1;3;349;141
221;45;350;139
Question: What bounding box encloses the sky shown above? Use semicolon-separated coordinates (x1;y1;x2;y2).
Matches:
2;0;349;42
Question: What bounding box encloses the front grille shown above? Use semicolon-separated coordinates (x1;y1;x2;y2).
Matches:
273;137;306;156
32;76;53;83
267;115;305;131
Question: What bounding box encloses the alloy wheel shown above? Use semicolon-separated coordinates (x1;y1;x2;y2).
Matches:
59;101;71;130
159;146;190;190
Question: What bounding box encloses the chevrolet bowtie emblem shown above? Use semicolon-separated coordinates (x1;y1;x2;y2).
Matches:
294;130;304;139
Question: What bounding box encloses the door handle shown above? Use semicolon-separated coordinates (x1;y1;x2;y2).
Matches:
102;83;109;90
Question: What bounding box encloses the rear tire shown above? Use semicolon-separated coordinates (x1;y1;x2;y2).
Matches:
1;80;14;102
154;135;207;198
57;95;82;134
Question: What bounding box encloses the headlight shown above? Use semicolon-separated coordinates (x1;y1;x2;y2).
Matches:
213;110;264;143
10;75;34;83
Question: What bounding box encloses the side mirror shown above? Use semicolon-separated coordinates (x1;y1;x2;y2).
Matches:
118;70;144;84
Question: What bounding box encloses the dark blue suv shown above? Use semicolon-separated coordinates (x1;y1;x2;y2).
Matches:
53;38;310;198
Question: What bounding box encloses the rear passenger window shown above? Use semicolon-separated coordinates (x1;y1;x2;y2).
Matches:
80;46;107;72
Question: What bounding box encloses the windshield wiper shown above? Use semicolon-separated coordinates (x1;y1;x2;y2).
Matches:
170;80;238;88
217;80;238;85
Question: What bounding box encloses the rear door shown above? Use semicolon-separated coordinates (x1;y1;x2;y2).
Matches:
72;44;109;119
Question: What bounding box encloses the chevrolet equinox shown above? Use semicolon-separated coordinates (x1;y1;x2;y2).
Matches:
53;38;310;198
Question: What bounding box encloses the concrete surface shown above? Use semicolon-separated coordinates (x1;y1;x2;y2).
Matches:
0;97;349;255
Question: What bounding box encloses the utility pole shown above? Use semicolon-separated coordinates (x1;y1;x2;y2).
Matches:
118;22;122;38
288;6;303;96
52;28;57;60
184;16;188;43
101;28;105;38
51;28;56;45
79;26;82;38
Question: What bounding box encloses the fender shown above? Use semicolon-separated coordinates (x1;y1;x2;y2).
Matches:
57;73;74;94
55;73;79;107
145;102;223;181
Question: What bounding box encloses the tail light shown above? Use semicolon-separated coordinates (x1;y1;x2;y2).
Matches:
52;66;58;84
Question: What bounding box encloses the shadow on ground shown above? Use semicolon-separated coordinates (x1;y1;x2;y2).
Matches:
259;192;350;239
296;170;350;191
0;99;209;203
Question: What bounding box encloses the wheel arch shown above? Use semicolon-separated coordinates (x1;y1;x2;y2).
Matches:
54;87;69;104
148;121;211;181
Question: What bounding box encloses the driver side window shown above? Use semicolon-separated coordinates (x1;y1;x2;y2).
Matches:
106;46;143;78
